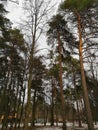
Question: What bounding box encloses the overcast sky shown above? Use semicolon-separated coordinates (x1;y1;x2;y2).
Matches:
2;0;62;55
5;0;62;26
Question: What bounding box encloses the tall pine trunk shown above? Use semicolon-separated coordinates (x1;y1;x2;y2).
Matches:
57;31;67;130
76;11;94;130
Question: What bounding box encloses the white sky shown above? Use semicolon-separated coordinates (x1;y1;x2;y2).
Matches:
3;0;62;55
5;0;62;26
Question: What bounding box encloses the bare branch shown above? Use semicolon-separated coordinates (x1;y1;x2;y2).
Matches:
8;0;19;4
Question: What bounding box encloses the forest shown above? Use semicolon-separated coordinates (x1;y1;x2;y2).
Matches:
0;0;98;130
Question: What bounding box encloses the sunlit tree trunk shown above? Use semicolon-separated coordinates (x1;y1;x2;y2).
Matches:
76;11;94;130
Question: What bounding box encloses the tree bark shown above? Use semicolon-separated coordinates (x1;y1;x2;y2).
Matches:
76;11;94;130
57;31;67;130
31;90;36;127
24;11;37;129
51;76;55;126
73;72;82;127
24;39;35;130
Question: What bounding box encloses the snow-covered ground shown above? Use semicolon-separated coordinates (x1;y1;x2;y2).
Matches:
0;122;98;130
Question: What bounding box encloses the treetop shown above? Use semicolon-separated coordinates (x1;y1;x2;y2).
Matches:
60;0;98;11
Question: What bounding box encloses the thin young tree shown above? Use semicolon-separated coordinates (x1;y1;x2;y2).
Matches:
21;1;55;129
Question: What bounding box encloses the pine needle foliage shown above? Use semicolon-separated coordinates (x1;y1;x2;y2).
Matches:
60;0;98;11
